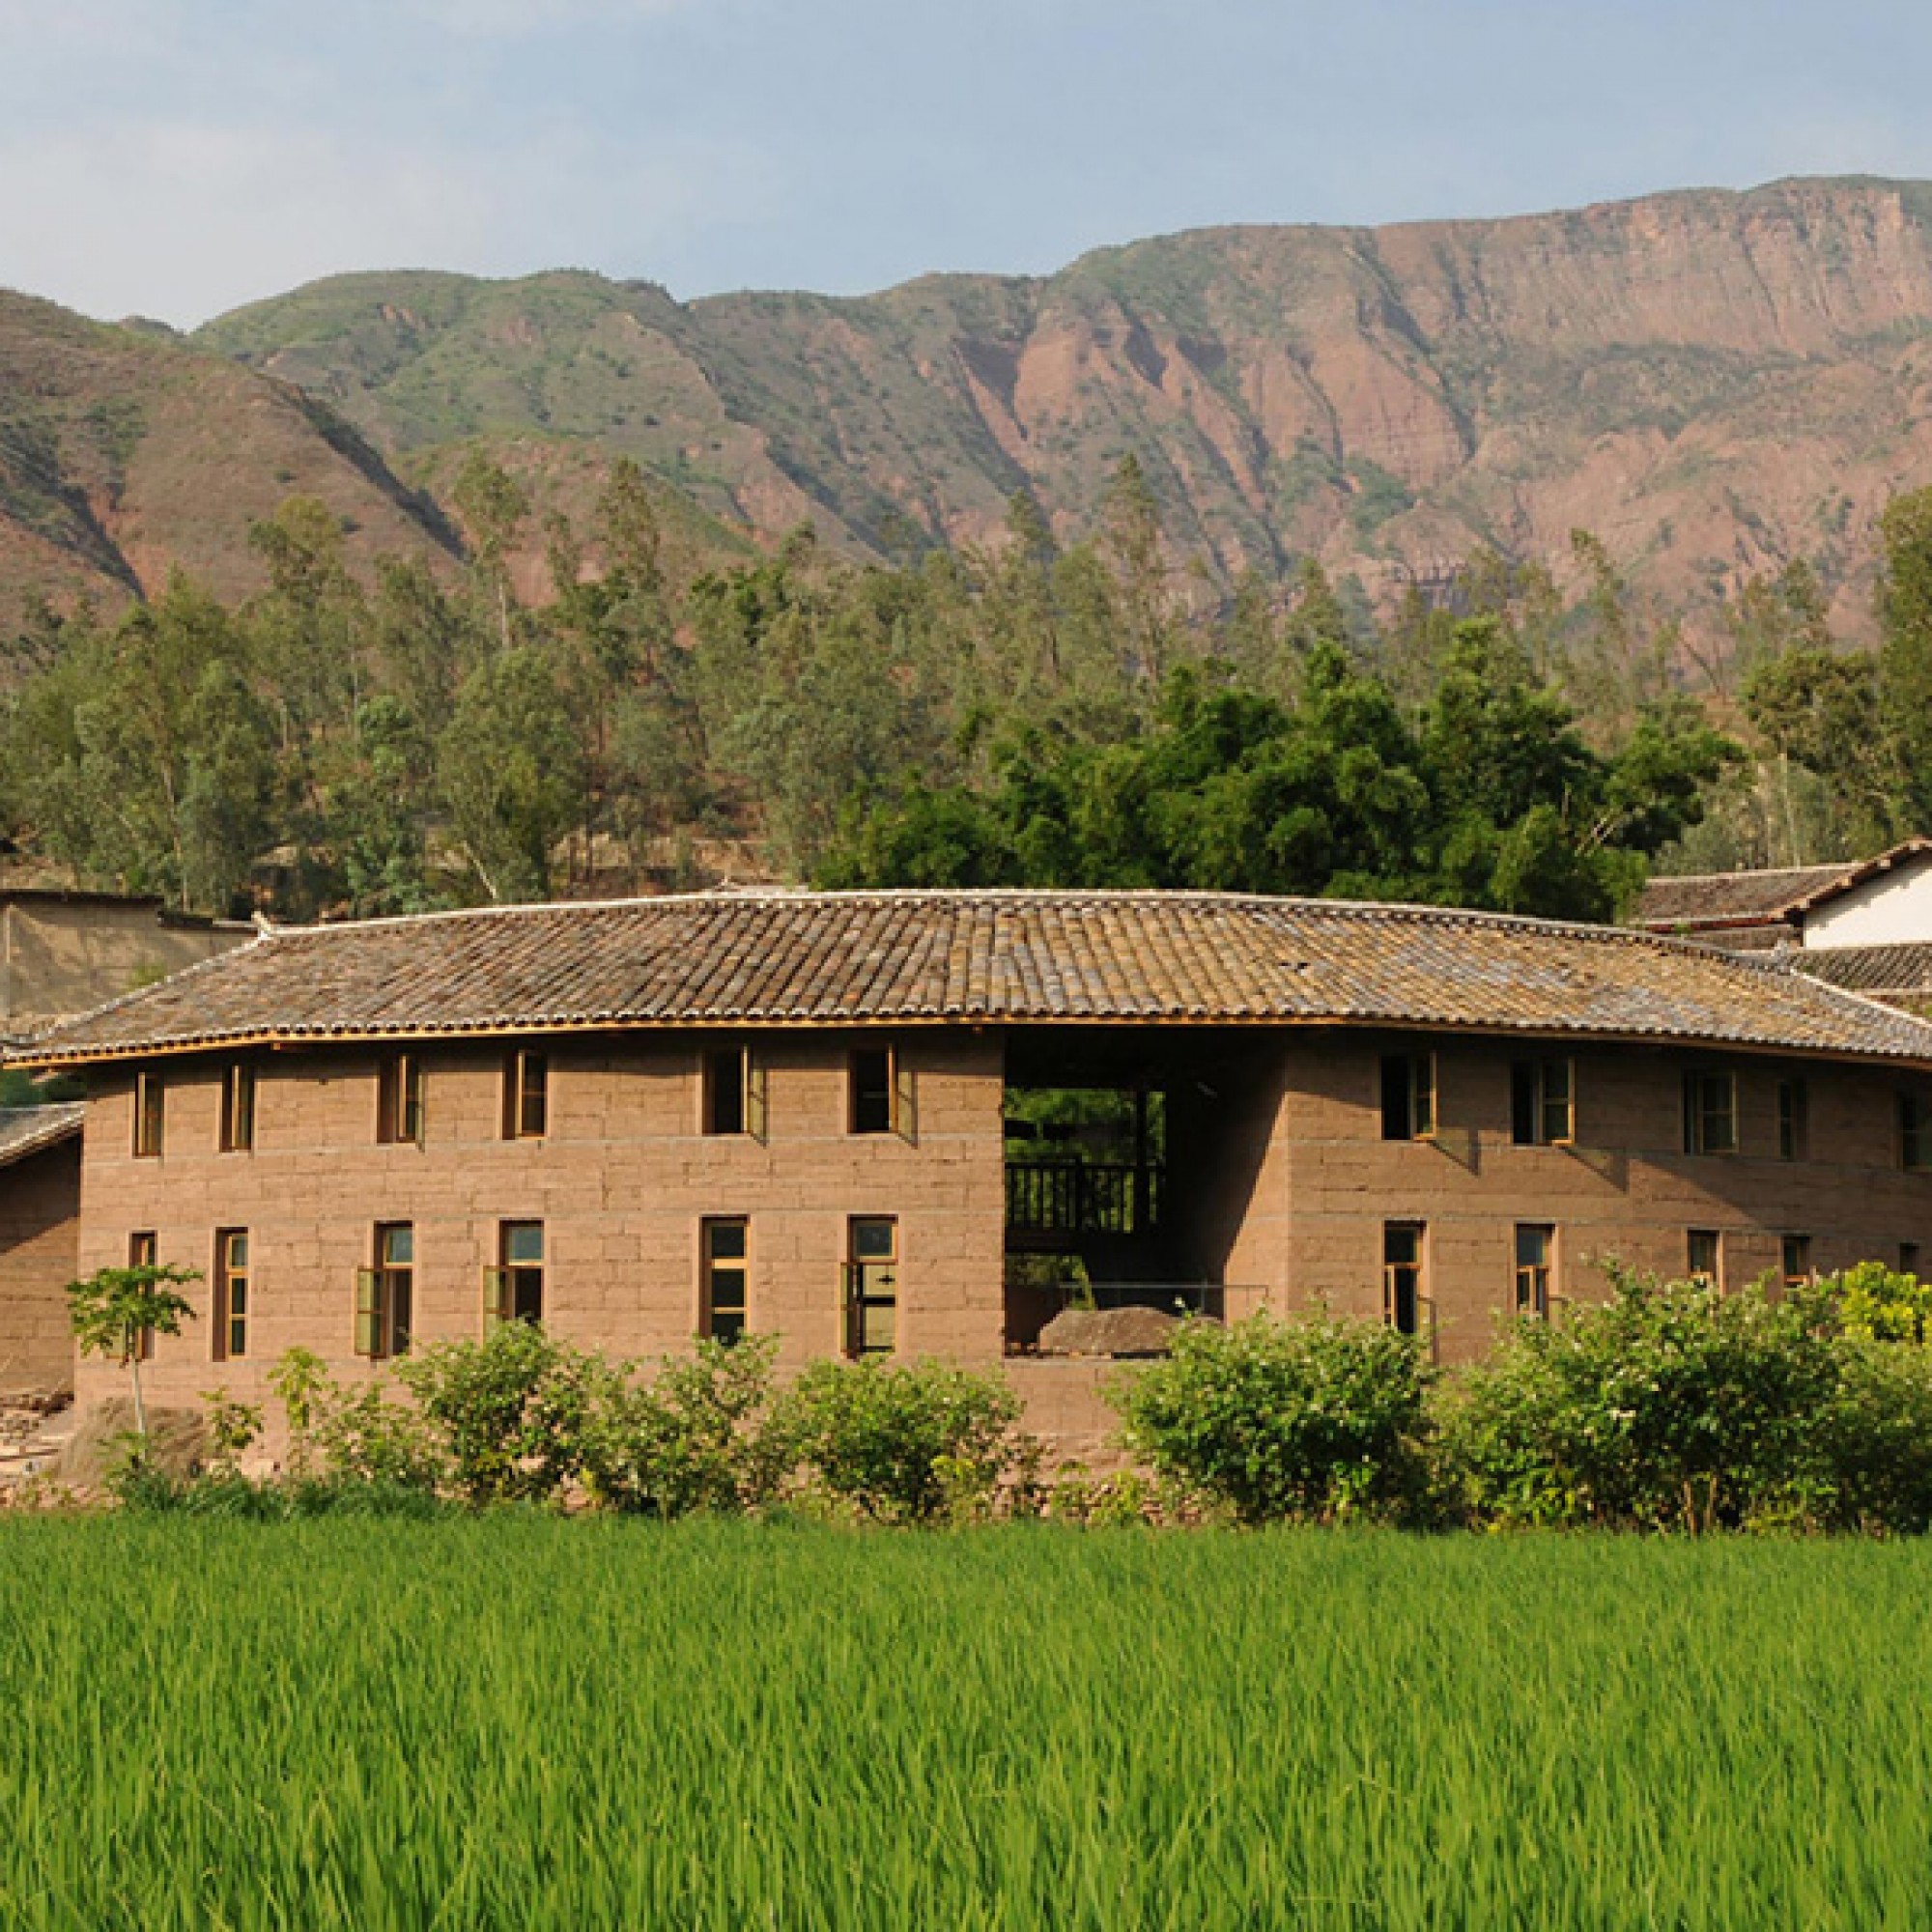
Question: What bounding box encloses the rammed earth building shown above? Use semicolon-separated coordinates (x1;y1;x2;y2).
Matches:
14;889;1932;1454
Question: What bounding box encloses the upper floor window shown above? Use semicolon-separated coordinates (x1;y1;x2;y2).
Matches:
1514;1224;1554;1318
1902;1091;1932;1173
377;1052;425;1147
219;1063;256;1153
1511;1059;1575;1146
1682;1070;1737;1156
488;1221;545;1327
133;1071;164;1158
1776;1077;1808;1162
1379;1052;1436;1143
213;1228;249;1362
850;1046;913;1139
704;1048;747;1135
504;1050;549;1141
703;1048;767;1140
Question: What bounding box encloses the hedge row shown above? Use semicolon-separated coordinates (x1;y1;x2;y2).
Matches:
112;1263;1932;1534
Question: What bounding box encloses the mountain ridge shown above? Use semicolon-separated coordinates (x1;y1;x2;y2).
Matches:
14;175;1932;634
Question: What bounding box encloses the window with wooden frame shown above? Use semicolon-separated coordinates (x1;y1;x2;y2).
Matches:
1901;1091;1932;1173
1687;1228;1722;1286
213;1229;249;1362
1514;1224;1554;1318
355;1223;414;1360
1382;1222;1425;1335
849;1045;914;1140
486;1221;545;1327
700;1217;750;1343
218;1062;256;1153
1780;1234;1813;1291
702;1048;767;1140
132;1070;164;1158
1776;1077;1808;1162
503;1050;549;1141
128;1231;157;1361
1682;1069;1738;1156
1379;1052;1437;1143
1510;1059;1575;1146
376;1052;426;1147
843;1216;898;1357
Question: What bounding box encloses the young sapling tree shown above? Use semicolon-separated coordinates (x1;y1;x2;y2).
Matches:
67;1264;201;1448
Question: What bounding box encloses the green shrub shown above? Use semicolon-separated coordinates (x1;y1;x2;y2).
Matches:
1819;1339;1932;1534
781;1358;1030;1524
1442;1268;1840;1532
396;1324;605;1506
1113;1310;1435;1525
312;1379;450;1492
1821;1262;1932;1343
582;1335;792;1517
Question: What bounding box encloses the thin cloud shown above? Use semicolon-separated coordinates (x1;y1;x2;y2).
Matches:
403;0;722;31
0;118;778;325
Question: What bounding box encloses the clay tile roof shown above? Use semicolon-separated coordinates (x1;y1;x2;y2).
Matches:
1637;838;1932;932
13;890;1932;1068
1636;862;1847;930
0;1103;84;1167
1796;943;1932;1004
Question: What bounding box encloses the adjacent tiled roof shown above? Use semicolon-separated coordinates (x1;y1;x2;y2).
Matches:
1797;943;1932;1005
1636;863;1844;930
0;1104;84;1168
14;890;1932;1069
1637;838;1932;933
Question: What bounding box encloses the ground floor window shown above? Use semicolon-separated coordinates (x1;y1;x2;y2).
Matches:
213;1229;249;1361
845;1216;898;1356
700;1218;749;1343
1383;1222;1424;1336
1781;1234;1813;1291
487;1221;545;1327
1514;1224;1553;1318
1904;1243;1922;1279
128;1231;157;1361
1687;1229;1722;1286
355;1223;415;1359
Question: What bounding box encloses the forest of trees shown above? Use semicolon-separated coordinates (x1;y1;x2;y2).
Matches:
3;451;1929;926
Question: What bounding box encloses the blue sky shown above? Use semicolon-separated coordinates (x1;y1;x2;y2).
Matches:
0;0;1926;327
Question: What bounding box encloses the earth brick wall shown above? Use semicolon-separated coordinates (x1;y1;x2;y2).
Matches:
60;1022;1932;1444
0;1141;80;1392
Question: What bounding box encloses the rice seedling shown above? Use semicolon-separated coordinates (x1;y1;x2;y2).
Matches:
0;1520;1925;1929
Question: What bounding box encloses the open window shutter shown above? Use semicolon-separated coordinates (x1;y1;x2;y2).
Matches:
895;1054;918;1145
840;1263;861;1356
483;1266;510;1330
746;1052;769;1144
354;1267;383;1357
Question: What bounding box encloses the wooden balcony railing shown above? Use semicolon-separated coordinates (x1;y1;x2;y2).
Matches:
1005;1160;1162;1236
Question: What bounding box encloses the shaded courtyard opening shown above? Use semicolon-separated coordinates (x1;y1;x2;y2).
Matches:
1002;1028;1280;1350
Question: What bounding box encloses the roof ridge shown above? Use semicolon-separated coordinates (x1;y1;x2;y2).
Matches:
1645;860;1846;886
264;884;1812;953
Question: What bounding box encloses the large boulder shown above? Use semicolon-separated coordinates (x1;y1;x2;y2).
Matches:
1037;1304;1187;1358
53;1398;207;1485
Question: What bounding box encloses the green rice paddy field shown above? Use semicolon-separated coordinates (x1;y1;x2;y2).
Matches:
2;1520;1928;1929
